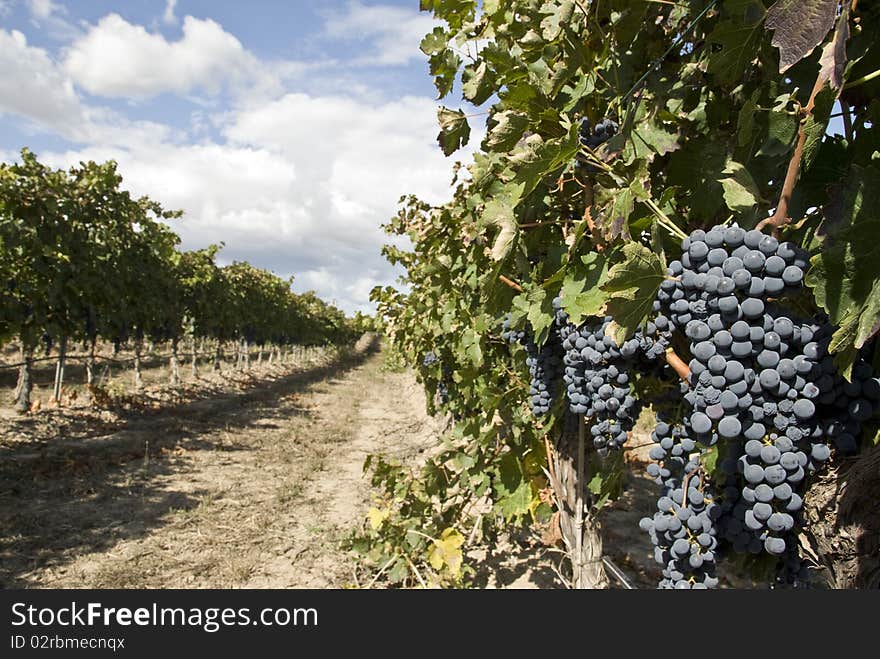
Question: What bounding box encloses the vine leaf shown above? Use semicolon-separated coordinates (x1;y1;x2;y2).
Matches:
495;453;533;519
420;26;448;55
807;164;880;376
758;102;798;157
818;2;851;91
706;0;766;87
460;327;483;367
765;0;838;73
512;285;554;345
437;107;471;155
718;159;763;212
367;506;390;530
486;110;530;152
801;85;837;170
511;124;580;198
624;110;681;164
428;528;465;577
482;182;523;262
462;61;494;105
601;243;666;346
560;252;609;327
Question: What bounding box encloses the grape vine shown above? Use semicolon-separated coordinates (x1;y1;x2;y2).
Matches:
0;150;359;410
353;0;880;588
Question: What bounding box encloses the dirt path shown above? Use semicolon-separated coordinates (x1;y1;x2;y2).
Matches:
0;350;441;588
0;346;685;590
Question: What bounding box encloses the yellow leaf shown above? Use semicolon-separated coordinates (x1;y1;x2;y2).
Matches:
367;507;390;530
428;528;465;577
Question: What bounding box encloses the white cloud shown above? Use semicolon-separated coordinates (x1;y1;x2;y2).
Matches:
63;14;284;100
27;0;64;19
33;92;467;313
322;1;437;66
162;0;178;26
0;4;478;313
0;29;87;136
25;0;79;41
0;28;178;146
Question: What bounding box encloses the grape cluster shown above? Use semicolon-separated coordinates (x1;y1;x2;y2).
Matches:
641;224;878;587
575;117;619;175
439;365;451;405
422;351;452;406
502;315;564;416
639;468;720;589
578;117;619;149
500;225;876;588
554;302;640;453
640;385;721;588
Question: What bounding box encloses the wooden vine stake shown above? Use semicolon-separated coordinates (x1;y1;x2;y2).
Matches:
546;413;609;588
52;336;67;405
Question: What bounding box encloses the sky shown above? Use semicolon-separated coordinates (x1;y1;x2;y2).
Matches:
0;0;480;314
1;2;848;315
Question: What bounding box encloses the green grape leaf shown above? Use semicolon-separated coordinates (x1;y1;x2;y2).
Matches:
560;252;609;327
437;107;471;155
428;50;461;99
801;85;837;170
706;0;766;87
626;119;681;163
758;106;799;157
420;26;448;55
419;0;475;32
718;159;763;212
462;61;495;105
601;243;667;346
494;453;533;520
736;92;759;147
511;124;579;198
807;164;880;375
486;111;530;152
515;285;554;345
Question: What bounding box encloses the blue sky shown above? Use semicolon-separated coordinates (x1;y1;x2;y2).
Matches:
0;0;474;313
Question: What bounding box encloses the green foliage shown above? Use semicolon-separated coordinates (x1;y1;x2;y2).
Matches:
353;1;880;586
806;163;880;374
0;149;359;354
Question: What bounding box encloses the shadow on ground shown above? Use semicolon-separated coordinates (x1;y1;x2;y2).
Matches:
0;350;369;588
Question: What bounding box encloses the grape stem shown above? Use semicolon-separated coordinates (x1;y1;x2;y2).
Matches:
681;471;694;509
663;347;691;381
499;275;524;293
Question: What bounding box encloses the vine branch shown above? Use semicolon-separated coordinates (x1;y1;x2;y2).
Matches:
499;275;524;293
663;347;691;382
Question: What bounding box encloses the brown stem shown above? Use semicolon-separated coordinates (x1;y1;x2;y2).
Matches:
499;275;524;293
681;471;694;510
519;221;563;229
663;347;691;382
